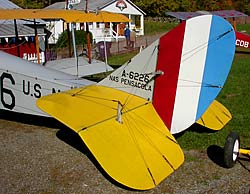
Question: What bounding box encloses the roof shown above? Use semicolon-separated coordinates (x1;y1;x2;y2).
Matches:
0;24;45;38
211;10;248;18
45;0;116;11
0;0;20;9
46;0;145;14
166;10;249;20
0;0;45;38
72;0;113;11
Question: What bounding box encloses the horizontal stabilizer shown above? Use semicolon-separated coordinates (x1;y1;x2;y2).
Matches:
37;85;184;190
196;100;232;130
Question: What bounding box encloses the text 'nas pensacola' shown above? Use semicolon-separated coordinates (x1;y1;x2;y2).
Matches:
108;70;152;91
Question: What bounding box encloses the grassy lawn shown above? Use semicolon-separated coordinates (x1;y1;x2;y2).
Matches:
237;24;250;34
108;50;139;67
107;22;250;150
144;21;250;35
144;20;178;35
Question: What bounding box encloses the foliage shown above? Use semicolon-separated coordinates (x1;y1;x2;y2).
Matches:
9;0;250;16
132;0;179;17
177;0;196;11
55;30;92;48
10;0;60;8
133;0;250;16
233;0;250;16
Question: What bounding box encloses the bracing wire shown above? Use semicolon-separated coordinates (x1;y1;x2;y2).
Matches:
120;105;156;184
181;29;233;63
121;103;178;174
165;28;233;88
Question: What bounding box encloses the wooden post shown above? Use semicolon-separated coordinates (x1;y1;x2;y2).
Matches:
34;19;41;64
233;17;237;31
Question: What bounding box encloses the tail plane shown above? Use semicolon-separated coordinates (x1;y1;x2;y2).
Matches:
99;15;235;134
37;15;235;190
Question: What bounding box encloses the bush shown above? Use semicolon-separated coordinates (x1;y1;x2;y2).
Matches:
55;30;93;48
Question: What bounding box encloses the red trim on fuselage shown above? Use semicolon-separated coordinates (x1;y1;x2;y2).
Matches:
236;31;250;49
153;22;186;129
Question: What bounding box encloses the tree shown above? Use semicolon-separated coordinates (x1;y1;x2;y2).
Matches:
10;0;62;8
195;0;220;11
133;0;179;16
176;0;196;12
133;0;250;16
234;0;250;15
56;30;92;49
10;0;44;8
9;0;250;17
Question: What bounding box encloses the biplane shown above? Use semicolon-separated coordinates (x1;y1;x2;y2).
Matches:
36;15;236;190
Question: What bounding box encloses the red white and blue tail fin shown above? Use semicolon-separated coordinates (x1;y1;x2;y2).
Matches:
99;15;236;134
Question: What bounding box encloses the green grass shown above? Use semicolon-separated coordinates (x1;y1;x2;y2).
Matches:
237;24;250;34
143;22;250;36
144;20;178;35
107;50;139;67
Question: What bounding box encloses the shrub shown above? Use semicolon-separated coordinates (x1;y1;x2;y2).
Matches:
55;30;93;48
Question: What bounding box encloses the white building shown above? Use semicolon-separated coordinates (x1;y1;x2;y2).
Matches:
45;0;145;44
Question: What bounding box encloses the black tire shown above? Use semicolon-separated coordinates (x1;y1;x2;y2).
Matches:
224;131;240;168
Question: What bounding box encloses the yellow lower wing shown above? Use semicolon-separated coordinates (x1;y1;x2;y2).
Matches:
37;85;184;190
197;100;232;130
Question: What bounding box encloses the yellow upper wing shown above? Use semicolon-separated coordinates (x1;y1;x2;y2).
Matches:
37;85;184;190
197;100;232;130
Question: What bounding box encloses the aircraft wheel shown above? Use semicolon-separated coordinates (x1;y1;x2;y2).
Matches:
224;131;240;168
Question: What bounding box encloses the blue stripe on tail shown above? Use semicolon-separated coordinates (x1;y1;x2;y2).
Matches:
196;15;236;121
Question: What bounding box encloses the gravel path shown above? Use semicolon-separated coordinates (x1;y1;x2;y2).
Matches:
0;118;249;194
